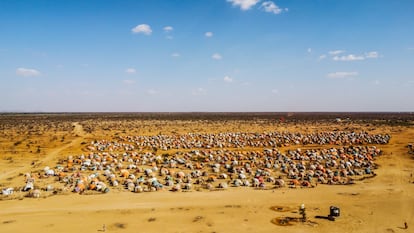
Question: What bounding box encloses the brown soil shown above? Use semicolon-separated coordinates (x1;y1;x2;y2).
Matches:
0;113;413;233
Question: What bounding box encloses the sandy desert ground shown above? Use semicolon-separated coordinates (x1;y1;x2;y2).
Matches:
0;113;413;233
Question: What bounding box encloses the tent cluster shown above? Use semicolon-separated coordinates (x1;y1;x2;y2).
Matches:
1;130;389;197
33;145;383;194
91;131;390;151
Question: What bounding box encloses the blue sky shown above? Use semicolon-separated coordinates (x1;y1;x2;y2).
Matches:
1;0;413;112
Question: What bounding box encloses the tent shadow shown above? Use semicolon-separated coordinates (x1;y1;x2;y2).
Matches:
315;215;335;221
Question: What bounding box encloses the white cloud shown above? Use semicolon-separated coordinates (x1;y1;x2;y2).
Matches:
365;51;379;58
192;88;207;96
131;24;152;35
327;71;359;79
319;54;327;60
329;50;346;55
333;54;365;61
328;50;380;61
227;0;260;10
147;89;158;95
307;48;312;53
271;89;279;94
125;68;136;74
261;1;283;14
205;32;213;37
163;26;173;32
224;76;233;83
171;52;180;57
212;53;222;60
123;79;136;85
16;67;41;77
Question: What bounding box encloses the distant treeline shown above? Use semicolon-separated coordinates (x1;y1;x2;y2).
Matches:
0;112;413;125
